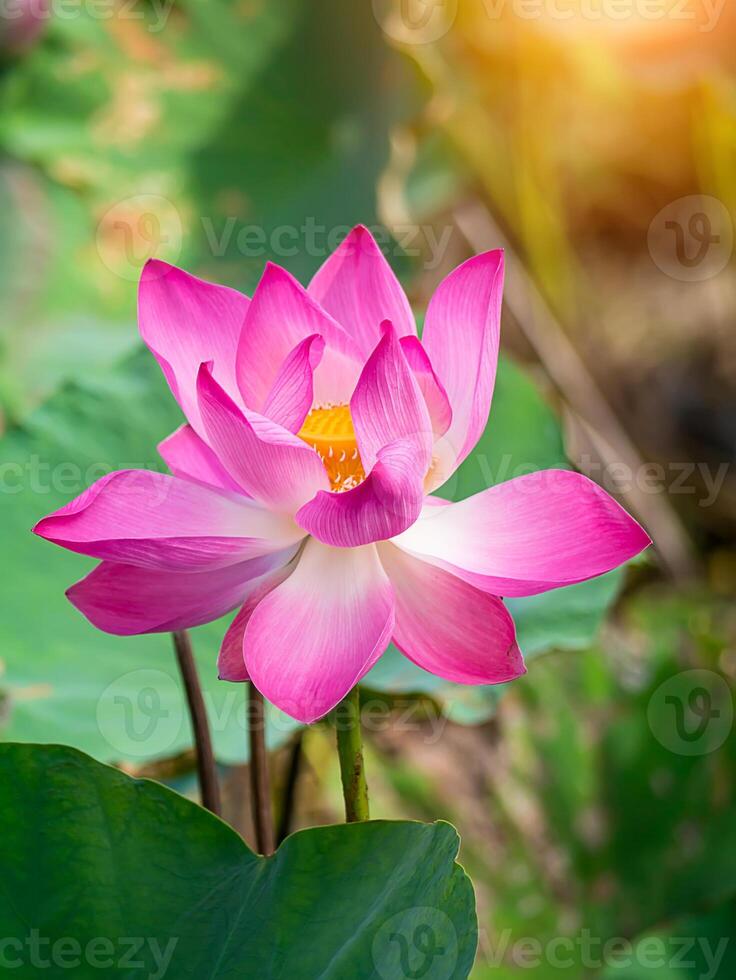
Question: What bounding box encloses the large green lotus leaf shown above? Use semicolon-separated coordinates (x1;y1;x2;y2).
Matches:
0;743;477;980
365;359;625;721
0;0;292;416
0;349;299;765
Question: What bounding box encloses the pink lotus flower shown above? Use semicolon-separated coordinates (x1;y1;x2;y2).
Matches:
34;227;650;723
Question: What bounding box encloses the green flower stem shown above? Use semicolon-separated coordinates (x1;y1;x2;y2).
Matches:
171;630;221;816
335;686;369;822
248;683;275;855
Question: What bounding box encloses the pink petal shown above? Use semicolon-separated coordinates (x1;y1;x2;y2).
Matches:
197;364;329;514
139;260;249;434
296;439;427;548
308;225;416;356
67;547;298;636
399;335;452;438
350;322;433;472
392;472;651;597
244;538;394;723
236;262;361;412
421;250;505;489
378;543;525;684
158;424;245;494
33;470;302;570
217;561;296;682
261;334;325;433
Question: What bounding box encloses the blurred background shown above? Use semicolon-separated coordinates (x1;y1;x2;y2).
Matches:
1;0;735;976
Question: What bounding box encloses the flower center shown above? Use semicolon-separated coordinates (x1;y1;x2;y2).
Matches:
298;404;366;492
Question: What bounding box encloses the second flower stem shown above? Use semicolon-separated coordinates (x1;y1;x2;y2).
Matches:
248;682;275;855
276;732;304;846
171;630;221;816
335;686;369;822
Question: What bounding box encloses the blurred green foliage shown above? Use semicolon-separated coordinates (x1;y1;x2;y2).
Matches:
0;0;421;417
